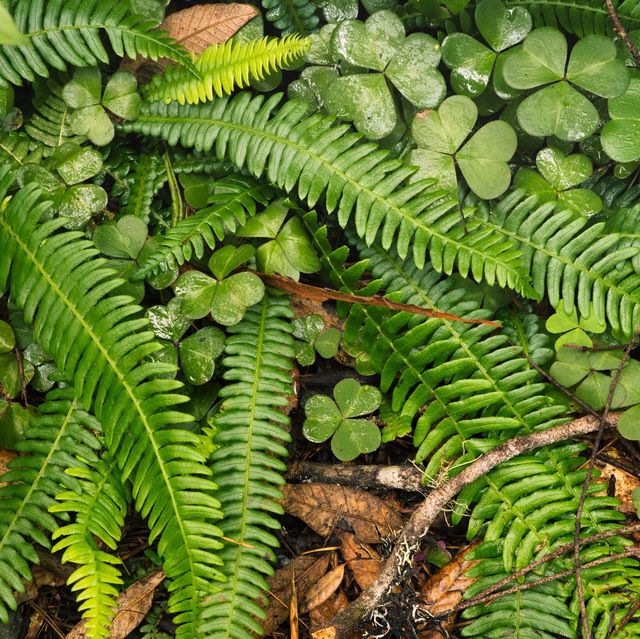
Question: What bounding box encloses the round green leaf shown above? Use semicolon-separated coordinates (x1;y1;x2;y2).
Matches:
93;215;148;259
411;95;477;153
502;27;566;90
331;418;381;461
295;342;316;366
315;327;341;359
210;272;265;326
441;33;495;97
0;402;30;450
303;395;342;442
549;348;590;386
208;244;255;280
334;378;382;417
63;67;102;109
363;10;405;67
618;405;640;440
0;320;15;354
575;371;610;410
516;81;599;141
545;305;579;333
57;184;108;230
147;298;191;342
566;35;629;99
558;188;602;214
408;149;457;194
456;120;517;199
601;78;640;162
536;147;592;190
385;34;446;108
475;0;532;52
174;271;218;320
70;105;114;146
53;143;103;186
102;72;141;120
492;50;522;100
179;327;225;385
513;168;556;202
324;74;397;140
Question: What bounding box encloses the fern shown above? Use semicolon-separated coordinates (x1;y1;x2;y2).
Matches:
200;292;294;639
120;153;164;223
261;0;320;35
504;0;640;36
24;77;85;151
0;171;225;638
0;131;44;168
0;0;196;86
135;175;271;279
143;36;312;105
475;190;640;335
122;95;535;297
0;387;102;623
51;454;127;639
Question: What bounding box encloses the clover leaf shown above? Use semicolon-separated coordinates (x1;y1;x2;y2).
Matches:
0;320;15;354
410;95;517;198
173;246;265;326
601;78;640;163
147;298;192;343
93;215;148;259
441;0;531;98
179;327;225;386
303;378;382;461
514;147;602;214
545;300;606;350
292;314;341;365
322;10;445;139
502;28;629;140
63;68;141;146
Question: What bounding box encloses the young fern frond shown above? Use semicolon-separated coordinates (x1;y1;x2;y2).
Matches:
201;293;294;639
123;95;535;297
0;170;224;638
261;0;320;35
143;35;311;105
0;0;196;85
0;387;102;623
135;175;271;279
476;190;640;335
51;454;127;639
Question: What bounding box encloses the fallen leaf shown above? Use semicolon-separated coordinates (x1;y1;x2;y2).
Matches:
0;449;16;486
597;462;640;513
303;564;346;612
283;483;404;544
309;590;349;628
263;554;331;635
290;570;299;639
65;570;165;639
419;544;479;638
339;531;383;590
161;4;258;55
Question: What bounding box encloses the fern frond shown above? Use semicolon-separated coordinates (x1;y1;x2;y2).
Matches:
200;292;294;639
135;175;270;279
119;153;163;223
122;95;535;297
24;77;85;151
505;0;640;36
0;170;225;638
477;190;640;335
0;0;197;86
51;454;127;639
261;0;320;35
0;131;44;168
0;387;102;624
143;36;311;105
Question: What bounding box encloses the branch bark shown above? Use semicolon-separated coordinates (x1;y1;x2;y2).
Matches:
311;413;620;639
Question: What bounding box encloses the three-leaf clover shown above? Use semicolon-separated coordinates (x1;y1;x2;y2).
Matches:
63;68;141;146
545;301;606;351
441;0;532;98
322;10;446;139
292;314;341;365
179;327;225;386
303;378;382;461
237;200;320;279
514;147;602;214
173;245;265;326
502;28;629;140
409;95;517;198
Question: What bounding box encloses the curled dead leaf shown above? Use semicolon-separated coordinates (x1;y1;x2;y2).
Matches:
597;461;640;513
309;590;349;629
303;564;346;613
339;531;383;590
283;483;404;544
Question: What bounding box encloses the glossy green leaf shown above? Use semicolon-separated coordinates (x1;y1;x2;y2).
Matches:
601;79;640;162
210;272;265;325
93;215;148;259
475;0;532;52
315;327;340;359
441;34;495;97
174;271;218;320
331;418;381;461
146;298;191;342
179;327;225;385
0;320;15;354
56;184;108;230
536;147;592;190
236;200;289;239
558;188;602;214
303;395;342;441
53;144;103;186
334;378;382;417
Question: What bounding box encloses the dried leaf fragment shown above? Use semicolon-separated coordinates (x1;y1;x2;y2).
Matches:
309;590;349;628
283;483;404;544
303;564;346;612
339;531;383;589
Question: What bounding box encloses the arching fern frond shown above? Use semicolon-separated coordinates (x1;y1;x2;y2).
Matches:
135;175;270;279
261;0;320;35
0;0;196;86
505;0;640;37
476;190;640;335
0;170;225;638
122;95;535;297
51;454;127;639
0;131;44;168
0;387;102;624
143;35;311;105
200;292;294;639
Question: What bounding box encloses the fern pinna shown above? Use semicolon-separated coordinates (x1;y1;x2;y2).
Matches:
0;170;225;637
201;293;294;638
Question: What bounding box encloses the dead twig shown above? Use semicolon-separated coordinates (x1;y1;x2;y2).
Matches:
605;0;640;66
311;414;619;639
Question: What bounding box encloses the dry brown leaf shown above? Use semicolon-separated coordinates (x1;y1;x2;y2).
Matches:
290;570;299;639
309;590;349;628
0;449;16;486
339;531;383;590
304;565;346;613
65;570;165;639
162;4;258;55
263;554;331;635
419;544;479;639
597;462;640;513
283;483;404;544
